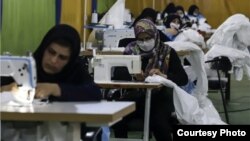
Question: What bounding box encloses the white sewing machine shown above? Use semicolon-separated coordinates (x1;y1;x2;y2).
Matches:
0;55;37;104
103;28;135;48
92;55;141;82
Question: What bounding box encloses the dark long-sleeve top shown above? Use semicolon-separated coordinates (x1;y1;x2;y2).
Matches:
38;58;102;102
165;46;188;86
124;41;188;86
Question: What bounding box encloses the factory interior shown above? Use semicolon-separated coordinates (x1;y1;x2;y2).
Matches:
1;0;250;141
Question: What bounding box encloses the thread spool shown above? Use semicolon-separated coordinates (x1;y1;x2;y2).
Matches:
106;13;112;25
91;12;98;23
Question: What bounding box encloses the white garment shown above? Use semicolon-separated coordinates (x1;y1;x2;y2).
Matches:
145;75;225;124
165;41;208;98
198;18;213;33
206;14;250;80
175;28;207;49
205;45;250;80
207;14;250;49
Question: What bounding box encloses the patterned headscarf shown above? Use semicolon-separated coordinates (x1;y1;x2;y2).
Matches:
134;19;158;40
125;19;162;56
125;19;171;75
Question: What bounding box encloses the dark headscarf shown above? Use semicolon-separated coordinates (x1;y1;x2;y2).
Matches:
132;8;158;27
164;14;181;28
161;2;176;18
33;24;81;82
176;5;185;14
188;5;199;16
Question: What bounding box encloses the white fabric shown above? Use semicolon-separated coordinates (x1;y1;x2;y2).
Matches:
207;14;250;49
206;14;250;80
87;0;126;44
183;65;196;82
99;0;125;29
198;18;213;33
165;41;208;98
175;28;207;49
205;45;250;80
145;75;225;124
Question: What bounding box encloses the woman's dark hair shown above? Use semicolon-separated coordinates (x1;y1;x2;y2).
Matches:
176;5;185;13
163;14;181;28
161;2;176;18
132;8;157;27
53;38;72;49
188;5;199;15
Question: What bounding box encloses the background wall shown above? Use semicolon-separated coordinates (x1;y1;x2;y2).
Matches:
1;0;249;55
1;0;93;55
1;0;55;55
97;0;116;14
126;0;250;28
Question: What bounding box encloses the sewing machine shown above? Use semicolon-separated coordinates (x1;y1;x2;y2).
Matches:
92;55;141;82
103;28;135;48
0;55;37;104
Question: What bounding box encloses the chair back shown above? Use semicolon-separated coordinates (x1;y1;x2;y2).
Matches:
207;56;232;73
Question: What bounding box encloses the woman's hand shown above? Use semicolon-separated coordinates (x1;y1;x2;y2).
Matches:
133;71;145;81
35;83;61;99
166;28;178;35
0;82;18;93
149;68;167;78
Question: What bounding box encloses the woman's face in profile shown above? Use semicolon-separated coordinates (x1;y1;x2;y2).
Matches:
42;42;71;74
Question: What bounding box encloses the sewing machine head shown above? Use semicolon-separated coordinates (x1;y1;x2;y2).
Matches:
103;28;135;48
92;55;141;82
0;55;37;105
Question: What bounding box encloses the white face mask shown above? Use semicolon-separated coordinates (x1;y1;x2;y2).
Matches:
170;22;180;29
179;14;184;18
193;13;198;16
137;39;155;52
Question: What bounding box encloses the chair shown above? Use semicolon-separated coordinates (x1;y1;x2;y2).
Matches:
205;56;232;124
118;38;136;47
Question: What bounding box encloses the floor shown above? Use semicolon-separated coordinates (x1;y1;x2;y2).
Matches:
208;74;250;124
110;74;250;140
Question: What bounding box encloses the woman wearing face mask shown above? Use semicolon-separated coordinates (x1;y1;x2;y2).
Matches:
176;5;191;27
188;4;205;22
112;19;188;141
163;14;182;41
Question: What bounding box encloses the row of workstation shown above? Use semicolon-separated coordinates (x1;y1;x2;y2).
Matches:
1;50;162;141
1;83;162;141
1;24;162;141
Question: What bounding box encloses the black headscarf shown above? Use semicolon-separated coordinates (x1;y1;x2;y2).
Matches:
188;5;199;16
176;5;185;14
33;24;81;82
161;2;176;18
164;14;181;28
131;8;157;27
